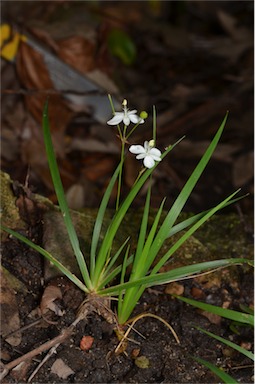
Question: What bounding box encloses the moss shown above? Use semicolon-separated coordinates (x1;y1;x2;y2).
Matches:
0;171;24;231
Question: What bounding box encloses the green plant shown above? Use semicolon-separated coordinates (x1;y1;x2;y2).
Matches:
1;98;248;335
175;295;254;382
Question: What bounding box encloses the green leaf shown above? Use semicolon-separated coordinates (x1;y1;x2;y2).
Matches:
118;244;130;315
196;327;254;361
108;29;136;65
98;254;134;289
151;188;240;273
175;296;254;327
1;225;88;293
193;356;238;384
42;101;92;290
103;237;130;277
90;163;121;277
119;197;166;321
134;179;152;264
168;193;247;237
99;258;248;297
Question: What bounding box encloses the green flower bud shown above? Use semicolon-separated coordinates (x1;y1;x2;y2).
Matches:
140;111;148;120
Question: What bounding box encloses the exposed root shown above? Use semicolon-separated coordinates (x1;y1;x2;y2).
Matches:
115;312;180;354
77;293;118;325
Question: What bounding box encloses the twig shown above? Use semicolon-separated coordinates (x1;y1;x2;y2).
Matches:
27;343;60;383
0;326;74;380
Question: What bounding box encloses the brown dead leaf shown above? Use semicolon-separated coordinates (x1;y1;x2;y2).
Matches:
16;41;73;135
0;267;21;346
51;358;74;379
40;285;64;318
11;360;32;382
80;154;116;182
16;39;74;193
57;35;95;73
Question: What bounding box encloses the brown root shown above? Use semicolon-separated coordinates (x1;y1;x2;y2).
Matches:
115;312;180;355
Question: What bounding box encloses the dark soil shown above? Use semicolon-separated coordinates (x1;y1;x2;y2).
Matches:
1;231;253;383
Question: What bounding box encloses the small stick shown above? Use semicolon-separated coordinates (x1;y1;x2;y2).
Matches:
0;326;74;380
27;343;60;382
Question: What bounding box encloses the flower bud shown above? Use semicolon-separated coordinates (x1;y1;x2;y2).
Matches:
140;111;148;120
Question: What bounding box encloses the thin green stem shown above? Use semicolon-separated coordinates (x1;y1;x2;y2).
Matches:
116;125;127;210
126;121;143;140
152;105;156;143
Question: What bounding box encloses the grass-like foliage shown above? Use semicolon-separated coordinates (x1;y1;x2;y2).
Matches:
175;295;254;382
1;98;249;326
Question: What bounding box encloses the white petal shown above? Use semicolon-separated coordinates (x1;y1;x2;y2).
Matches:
143;141;149;151
150;148;162;157
107;113;124;125
123;116;131;126
128;109;137;114
129;145;145;154
129;114;140;124
130;115;144;124
136;153;146;159
151;155;162;162
143;156;155;168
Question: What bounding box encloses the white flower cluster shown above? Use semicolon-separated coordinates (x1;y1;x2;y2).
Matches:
107;100;162;169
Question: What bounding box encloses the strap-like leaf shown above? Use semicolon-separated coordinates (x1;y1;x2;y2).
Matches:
42;101;91;289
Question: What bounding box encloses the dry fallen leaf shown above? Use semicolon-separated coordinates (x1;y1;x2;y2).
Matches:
40;284;64;318
51;358;74;379
11;360;32;382
57;35;95;73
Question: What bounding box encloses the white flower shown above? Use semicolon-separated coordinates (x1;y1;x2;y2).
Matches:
129;141;162;169
107;99;144;126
